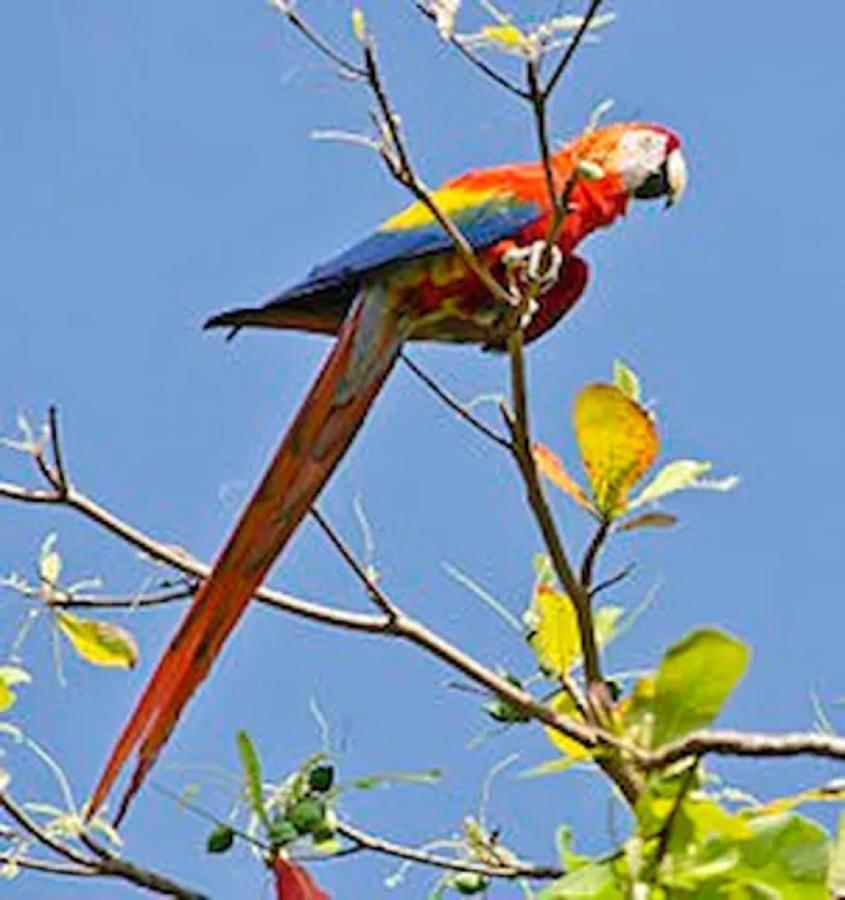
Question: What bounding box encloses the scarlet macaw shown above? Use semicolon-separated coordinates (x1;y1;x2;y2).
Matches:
90;122;687;822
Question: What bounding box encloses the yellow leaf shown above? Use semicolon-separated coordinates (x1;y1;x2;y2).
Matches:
351;8;366;42
57;613;138;669
0;667;30;713
533;444;594;512
758;781;845;816
573;384;658;519
529;586;581;676
544;692;592;760
480;23;527;49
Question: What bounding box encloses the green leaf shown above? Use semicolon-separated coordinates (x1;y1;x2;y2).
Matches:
730;813;831;897
537;858;624;898
651;628;750;747
351;768;442;790
594;605;624;648
555;826;590;871
613;360;641;402
206;823;235;854
632;459;738;508
56;613;138;669
519;757;576;779
829;814;845;898
236;730;270;831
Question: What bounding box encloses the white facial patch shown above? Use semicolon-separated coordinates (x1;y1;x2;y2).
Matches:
613;129;670;192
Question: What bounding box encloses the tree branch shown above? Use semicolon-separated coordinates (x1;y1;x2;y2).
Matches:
639;729;845;771
0;791;205;898
412;1;529;100
400;352;511;450
0;416;600;755
337;820;562;881
269;0;367;79
309;506;400;622
543;0;605;99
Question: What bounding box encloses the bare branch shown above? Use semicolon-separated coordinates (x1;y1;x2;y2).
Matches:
0;791;205;898
400;352;511;450
0;793;91;868
358;38;514;309
0;854;97;877
412;1;529;99
580;520;610;590
47;406;68;495
639;730;845;771
269;0;367;79
0;417;600;755
49;585;195;611
310;506;400;621
337;820;562;880
543;0;605;99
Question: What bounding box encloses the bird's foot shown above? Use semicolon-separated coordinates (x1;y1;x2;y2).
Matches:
502;241;564;296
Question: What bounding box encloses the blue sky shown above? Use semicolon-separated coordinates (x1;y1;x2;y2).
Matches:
2;1;843;897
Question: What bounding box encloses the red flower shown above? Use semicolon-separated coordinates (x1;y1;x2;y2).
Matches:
273;856;330;900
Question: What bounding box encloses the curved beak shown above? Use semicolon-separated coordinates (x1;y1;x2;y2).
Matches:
665;148;688;208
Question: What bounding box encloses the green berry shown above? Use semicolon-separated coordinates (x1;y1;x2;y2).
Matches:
206;823;235;854
308;764;335;793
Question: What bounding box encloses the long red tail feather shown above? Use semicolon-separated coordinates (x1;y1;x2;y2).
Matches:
89;291;402;823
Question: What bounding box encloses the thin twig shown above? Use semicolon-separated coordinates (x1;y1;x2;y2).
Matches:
309;506;399;621
0;794;91;868
0;854;97;877
589;563;636;599
269;0;367;79
0;791;205;898
542;0;605;99
0;474;387;634
359;39;513;309
647;758;699;880
526;60;560;217
1;426;600;753
412;1;529;99
400;352;511;450
337;821;562;880
49;586;196;611
580;520;610;590
47;406;68;494
501;333;602;688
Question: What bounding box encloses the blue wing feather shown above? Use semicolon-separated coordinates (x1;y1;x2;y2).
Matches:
278;194;542;302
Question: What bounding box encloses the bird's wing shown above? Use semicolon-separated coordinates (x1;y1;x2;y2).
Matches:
206;175;545;333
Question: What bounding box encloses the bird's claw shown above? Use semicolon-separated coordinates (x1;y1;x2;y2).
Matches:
503;241;564;295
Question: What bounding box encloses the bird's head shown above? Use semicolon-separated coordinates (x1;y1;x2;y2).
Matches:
567;122;688;209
